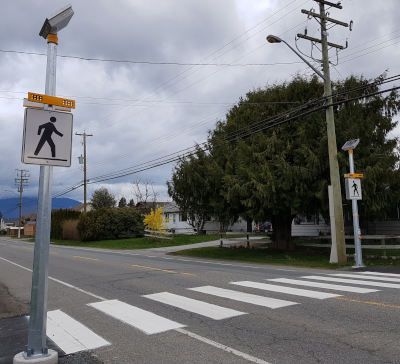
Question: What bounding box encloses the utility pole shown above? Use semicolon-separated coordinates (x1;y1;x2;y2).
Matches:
15;169;30;238
76;132;93;213
297;0;349;264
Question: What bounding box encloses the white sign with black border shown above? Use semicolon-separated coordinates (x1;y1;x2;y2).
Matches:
345;178;362;200
22;108;73;167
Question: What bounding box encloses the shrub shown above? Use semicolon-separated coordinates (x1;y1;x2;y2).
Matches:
62;219;80;241
77;208;144;242
51;209;81;239
143;206;169;237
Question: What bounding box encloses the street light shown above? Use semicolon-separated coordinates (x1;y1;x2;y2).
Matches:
266;34;325;80
39;4;74;39
267;34;347;264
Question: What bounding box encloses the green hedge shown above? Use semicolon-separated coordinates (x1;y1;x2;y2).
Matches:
77;208;144;241
51;209;81;239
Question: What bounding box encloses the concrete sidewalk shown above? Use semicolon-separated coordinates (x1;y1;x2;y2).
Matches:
143;236;266;254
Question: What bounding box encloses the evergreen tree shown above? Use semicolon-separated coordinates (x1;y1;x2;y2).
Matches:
169;74;400;250
91;187;116;210
128;199;135;208
118;197;127;208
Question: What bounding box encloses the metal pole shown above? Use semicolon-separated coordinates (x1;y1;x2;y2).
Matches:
280;39;325;80
348;150;365;267
319;3;347;264
25;33;57;359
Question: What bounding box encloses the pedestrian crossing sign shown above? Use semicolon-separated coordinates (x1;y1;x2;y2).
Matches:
22;108;73;167
345;177;362;200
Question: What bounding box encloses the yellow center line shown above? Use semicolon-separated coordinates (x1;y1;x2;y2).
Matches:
334;296;400;309
23;247;33;250
50;252;58;255
74;256;99;261
132;264;196;276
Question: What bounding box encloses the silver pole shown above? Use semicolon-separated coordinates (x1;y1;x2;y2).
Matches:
348;151;365;268
25;34;57;358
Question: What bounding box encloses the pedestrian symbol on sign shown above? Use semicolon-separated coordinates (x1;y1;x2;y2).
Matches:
22;108;73;167
34;116;64;158
345;177;362;200
351;180;359;197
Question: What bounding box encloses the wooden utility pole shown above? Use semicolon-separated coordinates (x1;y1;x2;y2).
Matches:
297;0;349;264
15;169;30;238
75;132;93;214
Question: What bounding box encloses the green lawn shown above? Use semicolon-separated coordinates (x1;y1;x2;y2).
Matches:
170;244;400;269
46;234;244;250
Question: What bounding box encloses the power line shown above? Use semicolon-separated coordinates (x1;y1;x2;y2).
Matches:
0;49;306;67
71;1;309;138
85;81;400;185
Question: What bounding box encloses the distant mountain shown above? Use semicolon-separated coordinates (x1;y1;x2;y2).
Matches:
0;197;81;218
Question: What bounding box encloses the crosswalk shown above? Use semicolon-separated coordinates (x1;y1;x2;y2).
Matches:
41;271;399;355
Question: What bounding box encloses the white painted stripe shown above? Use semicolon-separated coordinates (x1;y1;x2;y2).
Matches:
302;275;400;289
353;271;400;277
176;328;273;364
144;292;246;320
231;281;341;299
188;286;298;309
0;256;107;301
46;310;110;354
49;277;107;301
268;278;379;293
88;299;185;335
331;273;400;283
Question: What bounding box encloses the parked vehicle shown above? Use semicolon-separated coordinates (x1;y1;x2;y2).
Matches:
253;221;272;232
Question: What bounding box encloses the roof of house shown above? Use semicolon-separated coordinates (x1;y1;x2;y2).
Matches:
162;202;181;213
3;218;19;224
72;203;91;211
135;201;169;210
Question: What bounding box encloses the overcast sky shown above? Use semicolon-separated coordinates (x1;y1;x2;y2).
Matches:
1;0;399;209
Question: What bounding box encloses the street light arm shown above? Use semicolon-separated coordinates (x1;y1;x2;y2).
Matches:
280;39;326;80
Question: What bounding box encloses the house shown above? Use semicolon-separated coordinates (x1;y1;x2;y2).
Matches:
162;202;247;234
135;201;169;211
72;203;93;213
291;213;331;237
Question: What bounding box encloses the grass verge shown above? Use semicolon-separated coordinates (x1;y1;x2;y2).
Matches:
170;244;400;269
45;234;245;250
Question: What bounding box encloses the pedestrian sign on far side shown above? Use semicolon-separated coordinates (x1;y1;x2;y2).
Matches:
22;108;73;167
345;178;362;200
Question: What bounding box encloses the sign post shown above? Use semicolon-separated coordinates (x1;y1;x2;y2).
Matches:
14;5;74;363
342;139;365;268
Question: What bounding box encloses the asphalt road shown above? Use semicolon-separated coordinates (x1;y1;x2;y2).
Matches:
0;237;399;364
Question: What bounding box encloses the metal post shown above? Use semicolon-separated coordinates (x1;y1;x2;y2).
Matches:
319;3;347;264
348;150;365;267
25;33;57;359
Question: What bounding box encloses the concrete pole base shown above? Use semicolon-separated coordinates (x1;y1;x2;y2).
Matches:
13;350;58;364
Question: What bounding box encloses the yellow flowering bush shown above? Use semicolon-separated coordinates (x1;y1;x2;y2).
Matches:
143;206;169;238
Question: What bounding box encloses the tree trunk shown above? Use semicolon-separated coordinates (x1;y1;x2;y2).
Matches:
246;219;252;233
271;213;295;250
